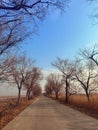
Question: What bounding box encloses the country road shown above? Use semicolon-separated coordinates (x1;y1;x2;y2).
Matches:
2;96;98;130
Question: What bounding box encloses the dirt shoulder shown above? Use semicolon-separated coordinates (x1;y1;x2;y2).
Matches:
0;97;37;130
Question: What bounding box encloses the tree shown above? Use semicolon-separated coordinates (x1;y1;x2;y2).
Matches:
0;0;67;12
45;82;53;96
52;58;74;103
0;19;28;55
32;84;42;96
73;59;98;101
0;55;14;81
68;80;82;97
0;0;69;54
8;55;32;104
80;45;98;66
24;67;42;100
45;73;63;99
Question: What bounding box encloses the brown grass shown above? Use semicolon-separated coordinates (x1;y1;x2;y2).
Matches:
52;93;98;119
0;97;36;130
69;95;98;110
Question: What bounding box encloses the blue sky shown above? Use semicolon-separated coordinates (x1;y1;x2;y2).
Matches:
22;0;98;70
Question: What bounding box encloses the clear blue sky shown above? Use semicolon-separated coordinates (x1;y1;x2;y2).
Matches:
22;0;98;69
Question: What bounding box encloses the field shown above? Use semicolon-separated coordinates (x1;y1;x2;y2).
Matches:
0;96;35;130
52;93;98;119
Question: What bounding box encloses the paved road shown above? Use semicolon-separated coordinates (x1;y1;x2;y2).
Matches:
2;96;98;130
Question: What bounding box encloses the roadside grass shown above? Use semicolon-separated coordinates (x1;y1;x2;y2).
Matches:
50;93;98;119
0;97;36;130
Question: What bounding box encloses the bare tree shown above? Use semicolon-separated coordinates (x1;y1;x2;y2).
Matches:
0;0;69;54
45;73;63;99
24;67;42;100
80;45;98;66
45;82;53;96
0;0;68;12
8;55;32;104
32;84;42;96
0;20;29;55
68;80;82;97
52;58;74;103
73;59;98;101
0;52;20;83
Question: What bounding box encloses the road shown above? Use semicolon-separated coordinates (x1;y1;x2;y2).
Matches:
2;96;98;130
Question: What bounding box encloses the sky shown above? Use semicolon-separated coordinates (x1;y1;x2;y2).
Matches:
21;0;98;70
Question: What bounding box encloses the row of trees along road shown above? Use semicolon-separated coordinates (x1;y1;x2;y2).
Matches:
0;53;42;105
45;45;98;104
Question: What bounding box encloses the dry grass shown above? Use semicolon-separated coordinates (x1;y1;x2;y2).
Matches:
68;94;98;119
52;93;98;119
69;95;98;110
0;97;36;130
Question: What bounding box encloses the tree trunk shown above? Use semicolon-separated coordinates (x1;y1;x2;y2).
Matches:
85;90;90;102
26;89;32;100
65;78;69;104
26;90;29;100
55;92;58;100
17;88;21;105
65;87;68;104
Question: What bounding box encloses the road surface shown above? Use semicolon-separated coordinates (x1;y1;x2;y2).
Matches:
2;96;98;130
